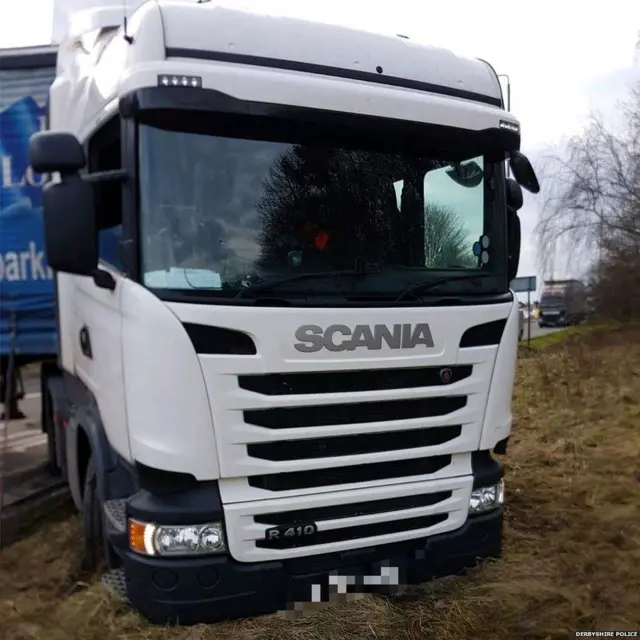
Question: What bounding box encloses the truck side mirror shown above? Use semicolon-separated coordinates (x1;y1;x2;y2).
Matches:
29;132;98;277
507;206;521;282
509;150;540;194
29;131;86;175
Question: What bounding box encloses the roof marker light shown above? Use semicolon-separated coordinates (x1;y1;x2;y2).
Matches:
157;74;202;88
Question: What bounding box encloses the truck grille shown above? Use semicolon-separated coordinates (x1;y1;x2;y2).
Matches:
248;455;452;491
247;425;462;460
257;513;449;549
244;396;467;428
238;364;473;395
221;478;471;561
254;490;452;525
214;359;486;505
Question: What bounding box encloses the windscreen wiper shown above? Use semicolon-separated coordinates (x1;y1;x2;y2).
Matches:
234;269;379;298
395;273;496;302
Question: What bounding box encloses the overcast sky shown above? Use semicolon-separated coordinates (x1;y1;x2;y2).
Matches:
1;0;639;299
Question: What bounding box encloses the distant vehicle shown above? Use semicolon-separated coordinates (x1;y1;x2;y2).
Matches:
538;280;587;327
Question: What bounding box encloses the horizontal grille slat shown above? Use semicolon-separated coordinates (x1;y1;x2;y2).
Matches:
239;365;473;395
244;396;467;429
247;425;462;461
255;513;449;549
254;490;453;525
248;455;452;491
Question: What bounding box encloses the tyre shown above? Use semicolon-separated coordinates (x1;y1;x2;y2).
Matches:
81;456;106;573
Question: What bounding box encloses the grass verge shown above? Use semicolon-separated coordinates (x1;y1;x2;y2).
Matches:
2;326;639;640
521;322;616;351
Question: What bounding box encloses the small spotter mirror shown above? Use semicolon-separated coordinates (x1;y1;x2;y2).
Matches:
445;160;483;188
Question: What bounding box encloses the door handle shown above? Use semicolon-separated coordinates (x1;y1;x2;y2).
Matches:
79;326;93;359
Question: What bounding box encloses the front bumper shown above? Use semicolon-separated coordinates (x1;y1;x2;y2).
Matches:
540;313;565;326
122;508;502;625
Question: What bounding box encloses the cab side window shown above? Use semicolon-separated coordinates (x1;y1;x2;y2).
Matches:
87;116;124;272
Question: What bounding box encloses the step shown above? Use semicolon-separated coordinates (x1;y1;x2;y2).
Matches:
102;568;129;603
103;499;126;533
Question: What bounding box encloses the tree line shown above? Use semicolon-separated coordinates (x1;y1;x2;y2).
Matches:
537;66;640;322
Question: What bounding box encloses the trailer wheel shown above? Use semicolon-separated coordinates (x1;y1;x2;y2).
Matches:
81;456;105;573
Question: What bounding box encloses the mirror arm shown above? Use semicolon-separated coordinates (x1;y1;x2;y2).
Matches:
84;169;128;184
93;268;116;291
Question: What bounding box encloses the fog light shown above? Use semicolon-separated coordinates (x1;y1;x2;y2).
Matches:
469;480;504;514
128;519;226;556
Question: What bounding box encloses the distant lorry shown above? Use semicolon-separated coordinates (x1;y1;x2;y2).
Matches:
0;45;58;420
538;279;587;327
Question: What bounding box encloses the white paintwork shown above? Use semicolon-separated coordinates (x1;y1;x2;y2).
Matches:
169;302;508;485
480;298;519;450
158;2;500;98
49;0;515;139
71;268;131;462
119;280;221;480
50;0;521;561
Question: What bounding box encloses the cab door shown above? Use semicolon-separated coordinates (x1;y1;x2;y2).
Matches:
71;115;130;462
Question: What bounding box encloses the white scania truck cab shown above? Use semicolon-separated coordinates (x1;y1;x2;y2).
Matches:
30;0;539;625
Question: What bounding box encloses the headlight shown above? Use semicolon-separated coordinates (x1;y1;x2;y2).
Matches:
468;480;504;514
128;519;226;556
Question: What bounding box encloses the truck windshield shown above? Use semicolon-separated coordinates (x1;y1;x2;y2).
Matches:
137;114;508;303
540;295;564;307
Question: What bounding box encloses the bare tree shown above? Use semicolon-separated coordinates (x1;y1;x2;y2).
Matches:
537;83;640;257
536;76;640;319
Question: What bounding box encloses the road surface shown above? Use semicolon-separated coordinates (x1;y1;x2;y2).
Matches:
1;394;48;480
1;385;54;511
0;384;68;544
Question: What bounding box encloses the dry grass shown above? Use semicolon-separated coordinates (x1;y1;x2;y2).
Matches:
521;322;618;351
2;325;640;640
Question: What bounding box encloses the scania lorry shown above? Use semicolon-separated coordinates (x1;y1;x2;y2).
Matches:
29;0;540;625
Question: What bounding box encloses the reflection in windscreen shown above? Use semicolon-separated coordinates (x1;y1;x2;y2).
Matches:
138;124;495;292
423;158;484;269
